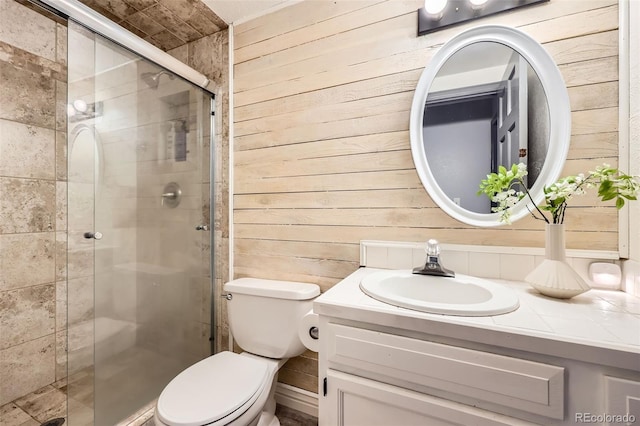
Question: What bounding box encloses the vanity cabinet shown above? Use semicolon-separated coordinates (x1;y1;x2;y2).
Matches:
320;322;559;426
315;269;640;426
324;369;533;426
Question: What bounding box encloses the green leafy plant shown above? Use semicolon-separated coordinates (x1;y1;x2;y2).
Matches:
478;163;640;224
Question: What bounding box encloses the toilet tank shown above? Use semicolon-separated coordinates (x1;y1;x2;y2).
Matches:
224;278;320;359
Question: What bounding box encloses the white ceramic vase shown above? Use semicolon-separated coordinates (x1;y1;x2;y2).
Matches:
525;223;590;299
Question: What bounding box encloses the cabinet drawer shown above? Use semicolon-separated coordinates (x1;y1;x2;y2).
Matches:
325;369;535;426
326;323;564;419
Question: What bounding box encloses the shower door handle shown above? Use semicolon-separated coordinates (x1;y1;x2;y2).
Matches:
84;231;103;240
195;225;210;231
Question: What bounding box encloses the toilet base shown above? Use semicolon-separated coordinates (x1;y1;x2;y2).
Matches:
256;367;280;426
257;413;279;426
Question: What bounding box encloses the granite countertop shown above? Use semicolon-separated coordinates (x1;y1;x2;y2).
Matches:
314;267;640;371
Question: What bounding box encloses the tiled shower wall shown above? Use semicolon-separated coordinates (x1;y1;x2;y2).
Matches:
0;0;230;408
167;30;230;354
0;0;68;405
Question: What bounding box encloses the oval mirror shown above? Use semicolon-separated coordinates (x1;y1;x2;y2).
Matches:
410;25;571;227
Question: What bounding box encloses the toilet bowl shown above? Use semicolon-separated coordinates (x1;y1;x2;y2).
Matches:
154;278;320;426
154;352;284;426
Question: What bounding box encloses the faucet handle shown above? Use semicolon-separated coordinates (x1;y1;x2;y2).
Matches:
426;239;440;256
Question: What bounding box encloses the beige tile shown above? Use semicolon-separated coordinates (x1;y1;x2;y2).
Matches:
55;131;67;181
67;398;94;426
144;3;201;43
216;325;229;353
119;19;148;39
186;13;220;37
56;181;67;231
202;276;212;325
188;33;225;83
0;120;55;180
0;402;38;426
55;281;67;332
67;322;94;375
67;183;94;231
0;335;55;406
55;232;67;282
147;30;183;52
67;276;94;328
14;385;66;423
124;405;155;426
55;330;67;382
55;80;67;131
202;182;211;226
214;278;224;328
193;2;227;29
202;231;212;277
52;376;67;390
125;11;164;36
0;177;55;233
0;233;55;291
0;284;55;350
67;231;94;280
0;61;55;129
167;44;188;64
56;23;67;67
92;0;137;20
0;0;56;61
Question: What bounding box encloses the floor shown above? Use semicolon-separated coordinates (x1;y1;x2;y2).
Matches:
1;380;318;426
2;339;318;426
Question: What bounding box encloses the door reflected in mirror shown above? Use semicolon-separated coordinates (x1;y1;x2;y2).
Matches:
422;41;550;214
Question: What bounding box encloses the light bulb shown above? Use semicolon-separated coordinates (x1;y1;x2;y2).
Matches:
67;104;76;117
73;99;88;112
424;0;448;17
469;0;489;9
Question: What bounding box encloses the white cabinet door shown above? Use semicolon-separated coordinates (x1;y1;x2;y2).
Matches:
605;376;640;425
322;370;534;426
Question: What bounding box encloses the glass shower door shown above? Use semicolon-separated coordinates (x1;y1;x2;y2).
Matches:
66;22;213;426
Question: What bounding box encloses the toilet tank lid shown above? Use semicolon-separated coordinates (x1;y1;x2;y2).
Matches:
224;278;320;300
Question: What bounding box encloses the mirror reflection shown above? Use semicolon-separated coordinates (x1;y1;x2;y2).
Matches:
422;41;550;214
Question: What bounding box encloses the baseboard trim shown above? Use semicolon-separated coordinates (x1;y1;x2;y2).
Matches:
275;383;318;418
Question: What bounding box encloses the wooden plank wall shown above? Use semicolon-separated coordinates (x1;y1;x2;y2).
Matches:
232;0;619;392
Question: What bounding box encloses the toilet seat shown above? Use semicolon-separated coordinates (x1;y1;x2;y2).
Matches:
156;352;270;426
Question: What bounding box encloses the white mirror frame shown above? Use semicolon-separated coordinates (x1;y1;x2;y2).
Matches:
410;25;571;227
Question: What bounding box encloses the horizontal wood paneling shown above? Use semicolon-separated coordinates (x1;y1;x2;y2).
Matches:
234;224;618;251
233;0;620;390
234;0;620;266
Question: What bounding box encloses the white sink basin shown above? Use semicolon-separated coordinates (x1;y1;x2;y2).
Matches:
360;270;519;316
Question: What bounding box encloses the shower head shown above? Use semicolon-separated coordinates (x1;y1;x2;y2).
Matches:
141;70;176;89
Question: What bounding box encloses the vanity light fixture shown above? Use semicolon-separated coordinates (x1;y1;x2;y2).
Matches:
588;262;622;289
424;0;448;20
468;0;489;9
418;0;549;36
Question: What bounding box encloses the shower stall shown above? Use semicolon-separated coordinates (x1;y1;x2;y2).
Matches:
62;11;215;426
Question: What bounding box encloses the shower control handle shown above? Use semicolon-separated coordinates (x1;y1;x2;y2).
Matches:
195;225;210;231
84;231;103;240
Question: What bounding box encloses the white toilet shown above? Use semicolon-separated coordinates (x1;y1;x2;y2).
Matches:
154;278;320;426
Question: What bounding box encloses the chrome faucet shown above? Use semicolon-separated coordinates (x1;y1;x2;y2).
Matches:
412;239;455;278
